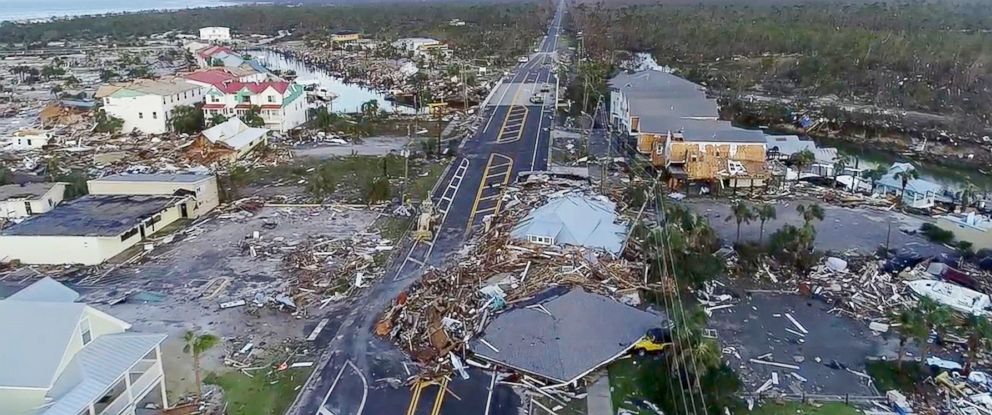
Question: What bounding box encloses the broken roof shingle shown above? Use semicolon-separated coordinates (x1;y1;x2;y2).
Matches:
469;287;665;384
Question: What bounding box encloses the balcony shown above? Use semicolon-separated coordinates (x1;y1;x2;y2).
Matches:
98;361;163;415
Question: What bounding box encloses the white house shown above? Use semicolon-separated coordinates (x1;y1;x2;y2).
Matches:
392;37;449;59
0;277;168;415
873;163;945;209
0;174;218;265
2;129;53;151
95;78;206;135
199;26;231;41
201;80;308;132
0;182;67;219
186;118;270;163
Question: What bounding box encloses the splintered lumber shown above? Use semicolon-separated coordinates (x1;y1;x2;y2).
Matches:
784;313;808;335
748;358;800;370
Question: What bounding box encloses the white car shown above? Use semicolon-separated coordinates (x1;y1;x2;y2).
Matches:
518;56;529;63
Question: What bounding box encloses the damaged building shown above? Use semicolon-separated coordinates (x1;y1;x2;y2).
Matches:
510;194;627;255
184;117;270;163
469;287;665;385
0;182;67;219
0;174;218;265
609;70;768;192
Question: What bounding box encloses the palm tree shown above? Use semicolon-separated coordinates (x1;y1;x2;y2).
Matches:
792;149;816;183
833;154;851;189
893;168;920;201
756;203;777;243
916;298;952;364
959;184;977;212
725;201;754;244
893;308;926;370
796;203;825;226
961;314;992;374
183;330;219;402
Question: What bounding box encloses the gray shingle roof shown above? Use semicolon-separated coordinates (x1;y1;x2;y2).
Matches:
1;195;182;237
0;182;62;201
469;288;665;383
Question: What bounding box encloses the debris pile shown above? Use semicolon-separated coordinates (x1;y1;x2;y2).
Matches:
375;178;648;381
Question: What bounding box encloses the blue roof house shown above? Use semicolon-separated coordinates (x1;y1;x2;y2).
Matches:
873;163;944;209
511;194;628;255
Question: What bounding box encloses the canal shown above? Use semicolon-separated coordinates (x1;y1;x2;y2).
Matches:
250;50;416;114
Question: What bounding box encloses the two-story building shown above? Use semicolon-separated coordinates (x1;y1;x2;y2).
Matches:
200;80;308;132
0;277;168;415
95;78;205;135
331;30;361;43
199;26;231;42
609;69;768;192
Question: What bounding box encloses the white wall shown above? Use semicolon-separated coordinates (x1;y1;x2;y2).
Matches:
199;27;231;41
87;178;219;217
0;202;187;265
0;184;66;219
103;88;205;134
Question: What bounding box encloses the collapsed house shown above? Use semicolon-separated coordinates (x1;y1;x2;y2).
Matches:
185;117;270;163
0;277;169;415
469;287;665;385
608;70;769;192
0;174;218;265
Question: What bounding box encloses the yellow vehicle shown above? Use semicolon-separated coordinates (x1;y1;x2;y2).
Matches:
631;328;672;356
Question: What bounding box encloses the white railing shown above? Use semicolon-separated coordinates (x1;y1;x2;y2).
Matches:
98;363;162;415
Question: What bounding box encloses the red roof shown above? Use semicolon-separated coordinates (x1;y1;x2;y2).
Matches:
202;103;226;109
184;69;237;88
215;81;290;95
197;45;233;59
260;104;282;109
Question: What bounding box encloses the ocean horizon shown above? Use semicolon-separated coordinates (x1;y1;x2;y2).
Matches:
0;0;244;23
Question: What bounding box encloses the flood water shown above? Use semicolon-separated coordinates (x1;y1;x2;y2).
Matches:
251;50;416;114
813;135;992;191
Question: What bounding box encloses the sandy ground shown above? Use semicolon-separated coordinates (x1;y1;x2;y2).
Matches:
72;206;378;402
292;136;411;159
687;199;950;257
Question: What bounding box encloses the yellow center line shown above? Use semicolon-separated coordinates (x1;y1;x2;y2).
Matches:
466;154;514;232
430;377;450;415
405;382;425;415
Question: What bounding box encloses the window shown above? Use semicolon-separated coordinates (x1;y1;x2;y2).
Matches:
80;318;92;345
24;202;33;215
211;95;220;103
138;112;144;119
267;95;276;103
26;139;32;146
120;227;139;241
528;235;553;245
162;97;166;105
48;199;53;207
152;112;158;120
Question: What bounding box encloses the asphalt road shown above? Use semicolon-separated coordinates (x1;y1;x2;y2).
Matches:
290;3;568;415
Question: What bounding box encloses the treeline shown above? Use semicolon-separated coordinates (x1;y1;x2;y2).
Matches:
0;2;549;46
571;1;992;121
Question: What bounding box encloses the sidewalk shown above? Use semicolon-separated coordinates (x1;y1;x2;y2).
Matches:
586;373;614;415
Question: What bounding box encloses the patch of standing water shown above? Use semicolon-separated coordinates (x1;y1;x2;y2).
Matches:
251;50;418;115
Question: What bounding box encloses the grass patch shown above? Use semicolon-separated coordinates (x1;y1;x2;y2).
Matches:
204;366;313;415
408;162;447;201
866;360;925;393
748;402;861;415
608;357;660;415
375;215;413;242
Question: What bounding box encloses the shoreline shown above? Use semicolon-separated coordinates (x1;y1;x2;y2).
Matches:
0;1;264;24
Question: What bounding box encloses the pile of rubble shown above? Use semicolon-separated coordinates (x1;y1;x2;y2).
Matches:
375;177;649;381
